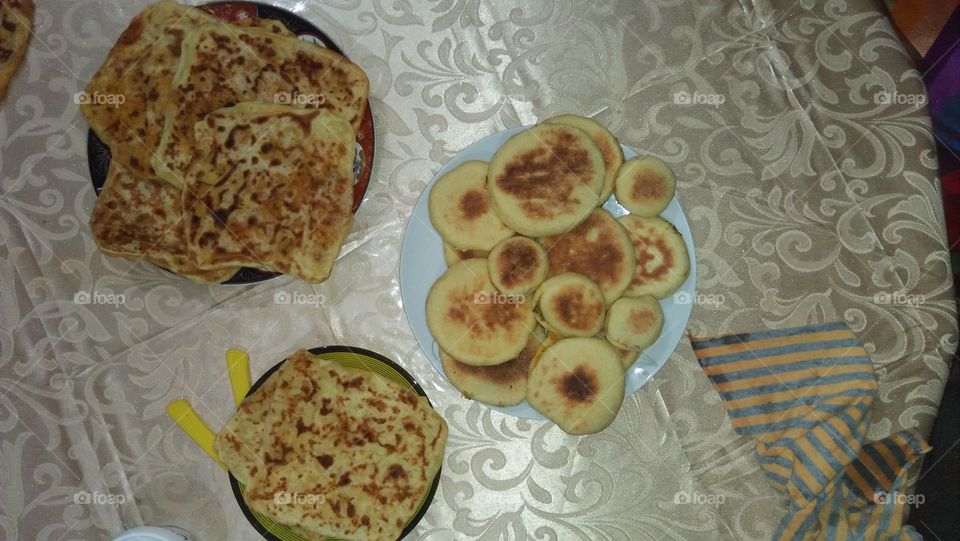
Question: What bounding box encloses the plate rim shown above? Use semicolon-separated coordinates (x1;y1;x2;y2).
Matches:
398;124;698;419
85;0;376;286
227;345;441;541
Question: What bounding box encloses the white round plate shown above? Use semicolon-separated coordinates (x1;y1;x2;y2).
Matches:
399;126;697;419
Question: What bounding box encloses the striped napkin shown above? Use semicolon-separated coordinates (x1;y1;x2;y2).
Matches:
691;322;930;541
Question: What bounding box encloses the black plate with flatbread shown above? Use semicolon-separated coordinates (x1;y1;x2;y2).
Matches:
87;2;375;285
227;346;441;541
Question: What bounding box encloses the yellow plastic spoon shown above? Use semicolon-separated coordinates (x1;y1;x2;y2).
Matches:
166;399;226;470
226;349;252;407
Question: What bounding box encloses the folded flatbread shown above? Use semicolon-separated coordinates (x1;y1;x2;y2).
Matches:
89;161;237;284
181;103;355;283
152;22;369;186
81;0;298;178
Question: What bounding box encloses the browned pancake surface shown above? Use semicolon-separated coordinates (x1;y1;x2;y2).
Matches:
542;209;635;302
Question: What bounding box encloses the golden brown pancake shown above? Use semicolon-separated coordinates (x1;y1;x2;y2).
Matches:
605;296;663;351
488;124;605;236
542;209;636;303
526;337;625;435
442;243;488;267
429;161;513;251
153;22;369;186
89;161;237;284
181;104;355;283
534;273;606;337
487;236;548;296
543;114;623;203
439;326;546;406
0;0;32;101
615;156;676;217
425;258;536;366
618;215;690;298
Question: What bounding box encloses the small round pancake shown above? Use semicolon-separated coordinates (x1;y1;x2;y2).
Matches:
488;124;605;236
614;156;676;217
534;273;606;337
429;160;514;250
544;114;623;203
605;296;663;351
488;236;549;296
542;209;636;303
443;243;488;267
618;215;690;298
426;258;535;366
440;326;546;406
526;337;625;435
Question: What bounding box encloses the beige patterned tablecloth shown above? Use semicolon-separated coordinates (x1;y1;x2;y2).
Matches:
1;0;956;539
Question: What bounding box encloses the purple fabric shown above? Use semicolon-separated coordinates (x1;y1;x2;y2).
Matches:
924;7;960;117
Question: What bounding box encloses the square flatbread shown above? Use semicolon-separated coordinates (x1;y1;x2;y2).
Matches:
237;351;446;541
216;354;446;495
89;161;237;284
0;0;33;101
181;103;355;283
152;22;369;186
81;0;299;178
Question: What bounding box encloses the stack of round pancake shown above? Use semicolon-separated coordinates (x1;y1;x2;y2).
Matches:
425;115;691;435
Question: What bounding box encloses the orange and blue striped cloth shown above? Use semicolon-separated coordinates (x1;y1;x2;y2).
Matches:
691;322;931;541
